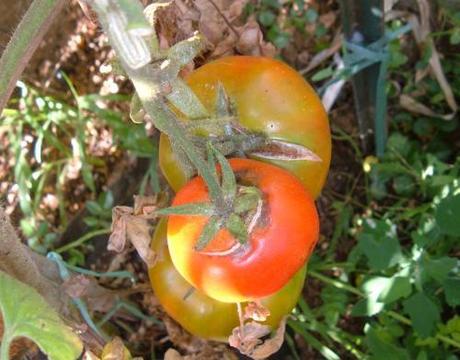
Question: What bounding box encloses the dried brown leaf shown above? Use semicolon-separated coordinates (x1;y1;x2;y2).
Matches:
399;94;455;120
126;216;157;266
165;348;185;360
108;196;160;267
108;206;131;253
322;53;346;112
244;302;271;322
81;350;100;360
228;0;249;21
406;1;458;113
300;31;341;75
101;337;131;360
236;19;276;57
229;317;288;359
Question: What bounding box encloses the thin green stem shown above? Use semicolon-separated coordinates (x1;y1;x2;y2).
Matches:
309;270;364;297
0;0;66;113
55;228;111;253
0;335;11;360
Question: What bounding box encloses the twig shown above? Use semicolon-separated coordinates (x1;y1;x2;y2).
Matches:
206;0;240;38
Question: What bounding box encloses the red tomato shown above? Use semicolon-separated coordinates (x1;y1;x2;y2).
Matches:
149;219;307;342
159;56;331;199
167;158;319;303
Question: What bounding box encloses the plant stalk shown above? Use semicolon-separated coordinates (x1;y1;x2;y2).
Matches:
0;0;66;113
89;0;224;207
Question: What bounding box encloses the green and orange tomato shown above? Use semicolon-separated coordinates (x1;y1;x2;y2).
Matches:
159;56;331;199
149;218;307;342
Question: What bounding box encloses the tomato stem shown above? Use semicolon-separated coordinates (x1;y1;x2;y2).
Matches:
90;0;225;207
236;302;245;338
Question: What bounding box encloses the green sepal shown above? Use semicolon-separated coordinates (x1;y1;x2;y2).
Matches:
226;213;248;244
234;187;262;214
166;78;209;119
168;35;204;68
206;142;219;183
194;216;223;251
156;202;215;216
209;143;237;200
215;82;232;118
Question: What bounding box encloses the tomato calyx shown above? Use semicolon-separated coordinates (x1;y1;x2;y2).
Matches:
157;148;265;254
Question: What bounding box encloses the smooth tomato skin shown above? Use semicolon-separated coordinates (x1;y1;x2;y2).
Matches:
159;56;331;199
149;218;307;342
167;158;319;303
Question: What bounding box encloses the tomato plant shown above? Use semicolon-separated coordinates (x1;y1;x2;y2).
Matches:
159;55;331;199
149;218;307;342
166;158;319;303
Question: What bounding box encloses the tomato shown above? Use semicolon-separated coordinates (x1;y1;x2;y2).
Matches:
167;158;319;303
159;55;331;199
149;218;307;342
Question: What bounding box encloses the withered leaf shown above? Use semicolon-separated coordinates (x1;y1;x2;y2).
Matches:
236;19;276;57
164;348;185;360
229;317;288;359
244;301;271;322
101;337;132;360
108;196;159;267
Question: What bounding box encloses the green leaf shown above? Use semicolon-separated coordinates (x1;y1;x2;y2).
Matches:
403;292;440;338
376;276;412;304
81;164;96;192
422;256;457;283
366;326;410;360
156;203;215;216
352;297;384;317
312;67;334;82
353;276;412;316
258;10;276;26
86;200;103;215
435;194;460;236
450;28;460;45
393;175;415;196
0;271;82;359
357;219;403;271
288;320;340;360
100;190;114;209
194;216;223;251
320;286;348;326
444;277;460;307
304;8;318;23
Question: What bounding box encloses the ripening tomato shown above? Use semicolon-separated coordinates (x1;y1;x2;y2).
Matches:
149;218;307;342
167;158;319;303
159;56;331;199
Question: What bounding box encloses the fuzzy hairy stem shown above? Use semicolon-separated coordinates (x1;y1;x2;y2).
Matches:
0;0;66;113
90;0;225;208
